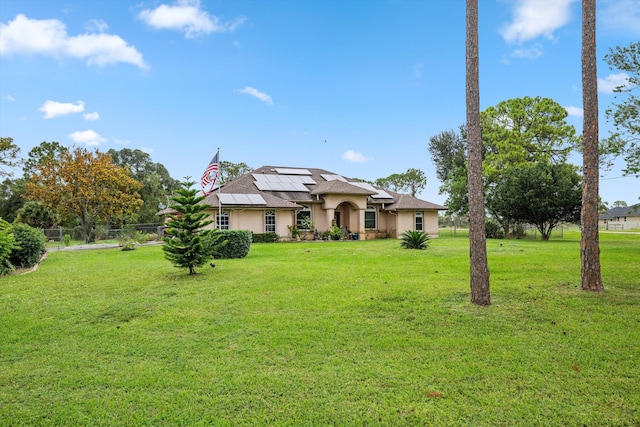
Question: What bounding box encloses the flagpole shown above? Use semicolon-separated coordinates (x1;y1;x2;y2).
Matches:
217;147;221;228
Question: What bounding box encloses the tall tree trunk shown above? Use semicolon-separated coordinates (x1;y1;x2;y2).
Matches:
466;0;491;305
581;0;603;292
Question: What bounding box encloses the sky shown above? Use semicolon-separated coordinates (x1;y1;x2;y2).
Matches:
1;0;639;207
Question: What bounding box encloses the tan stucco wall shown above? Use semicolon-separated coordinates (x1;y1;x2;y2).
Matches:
395;210;440;238
230;209;262;233
202;206;441;239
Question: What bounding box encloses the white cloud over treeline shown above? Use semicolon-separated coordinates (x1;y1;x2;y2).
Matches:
0;14;147;69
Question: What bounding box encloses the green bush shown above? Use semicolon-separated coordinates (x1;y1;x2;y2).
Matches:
0;219;17;275
323;226;344;240
9;223;47;268
252;232;279;243
118;237;137;251
211;230;251;259
485;218;505;239
400;230;430;250
62;234;72;246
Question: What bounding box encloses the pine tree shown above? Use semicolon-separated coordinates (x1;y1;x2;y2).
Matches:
580;0;603;291
162;178;222;275
466;0;490;305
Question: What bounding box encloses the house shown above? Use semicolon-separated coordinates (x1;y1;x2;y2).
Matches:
598;204;640;230
199;166;447;240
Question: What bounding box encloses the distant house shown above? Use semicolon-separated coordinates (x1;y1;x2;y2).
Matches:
599;204;640;230
198;166;447;240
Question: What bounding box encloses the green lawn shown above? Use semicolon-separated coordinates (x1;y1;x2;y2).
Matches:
1;232;639;425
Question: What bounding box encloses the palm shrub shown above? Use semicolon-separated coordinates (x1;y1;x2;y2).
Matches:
400;230;430;250
162;178;224;275
9;223;47;268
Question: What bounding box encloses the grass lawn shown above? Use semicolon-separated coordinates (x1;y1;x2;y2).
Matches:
1;232;639;425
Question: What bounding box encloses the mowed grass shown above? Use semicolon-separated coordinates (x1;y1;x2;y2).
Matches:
1;232;639;426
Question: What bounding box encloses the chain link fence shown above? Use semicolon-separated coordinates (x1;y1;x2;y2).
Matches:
42;223;165;243
439;223;568;240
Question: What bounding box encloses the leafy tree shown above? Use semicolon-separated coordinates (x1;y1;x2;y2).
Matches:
428;126;468;214
25;148;143;243
375;168;427;197
581;0;603;291
466;0;490;306
0;178;26;223
487;162;582;240
15;201;60;229
0;218;17;275
428;125;467;185
219;161;252;184
162;178;223;275
604;41;640;175
0;137;22;178
429;97;577;220
612;200;628;208
481;96;577;179
23;141;68;178
107;148;179;223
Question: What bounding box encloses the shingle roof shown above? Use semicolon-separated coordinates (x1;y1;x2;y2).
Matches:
195;165;446;211
382;192;447;211
599;204;640;219
310;180;376;195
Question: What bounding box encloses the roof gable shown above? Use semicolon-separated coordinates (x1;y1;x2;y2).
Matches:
203;165;446;210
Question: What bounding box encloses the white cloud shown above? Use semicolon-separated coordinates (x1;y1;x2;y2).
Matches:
0;14;147;69
564;106;583;118
600;0;640;36
598;73;632;94
113;138;130;145
69;130;106;146
140;147;154;154
39;100;85;119
138;0;246;39
509;44;543;60
237;86;273;105
3;95;15;101
501;0;577;44
83;112;99;121
342;150;371;163
85;19;108;33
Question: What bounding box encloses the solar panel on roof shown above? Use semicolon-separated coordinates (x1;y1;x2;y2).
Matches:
253;174;315;185
352;182;393;199
321;174;347;182
219;193;266;205
254;181;310;192
274;168;312;175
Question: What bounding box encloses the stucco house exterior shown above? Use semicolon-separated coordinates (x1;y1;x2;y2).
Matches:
598;204;640;230
199;166;447;240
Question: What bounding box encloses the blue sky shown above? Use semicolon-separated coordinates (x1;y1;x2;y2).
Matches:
1;0;638;206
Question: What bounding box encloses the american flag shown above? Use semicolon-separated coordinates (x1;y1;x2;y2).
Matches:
201;150;219;196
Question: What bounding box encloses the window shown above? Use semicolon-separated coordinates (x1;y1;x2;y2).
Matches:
365;205;377;229
216;211;229;230
415;212;423;231
297;205;312;229
265;211;276;233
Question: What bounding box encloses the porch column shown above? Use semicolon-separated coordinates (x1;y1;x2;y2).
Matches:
325;207;335;229
358;207;366;237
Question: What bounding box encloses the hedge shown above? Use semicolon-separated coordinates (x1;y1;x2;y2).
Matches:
211;230;251;259
9;223;47;268
252;232;279;243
